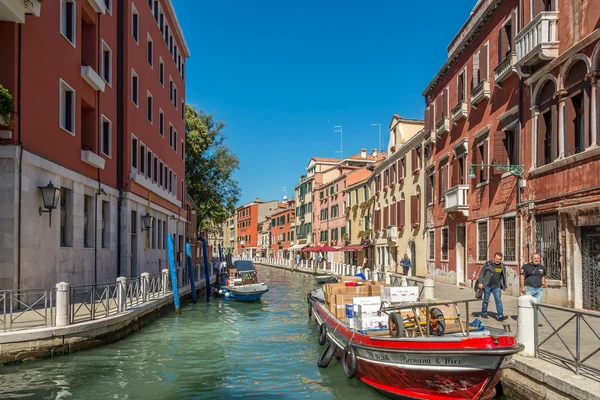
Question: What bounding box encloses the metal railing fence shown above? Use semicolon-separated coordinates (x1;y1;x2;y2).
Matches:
69;283;119;324
0;289;55;331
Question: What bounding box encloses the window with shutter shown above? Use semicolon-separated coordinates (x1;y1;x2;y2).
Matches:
499;21;511;62
398;199;406;228
410;195;420;227
390;201;397;227
472;52;480;88
383;206;389;228
492;130;508;167
564;60;588;89
451;158;459;187
458;71;465;102
480;44;488;81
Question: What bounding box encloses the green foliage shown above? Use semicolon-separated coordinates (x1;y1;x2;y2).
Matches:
0;85;13;126
185;105;241;232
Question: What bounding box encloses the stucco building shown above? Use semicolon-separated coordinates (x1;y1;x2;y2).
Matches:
236;199;278;258
0;0;188;290
341;167;372;267
269;199;296;259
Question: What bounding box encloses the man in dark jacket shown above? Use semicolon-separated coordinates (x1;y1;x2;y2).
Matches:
478;252;508;321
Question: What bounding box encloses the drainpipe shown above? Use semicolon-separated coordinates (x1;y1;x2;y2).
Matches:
116;0;124;277
95;11;102;285
517;76;524;271
16;23;23;294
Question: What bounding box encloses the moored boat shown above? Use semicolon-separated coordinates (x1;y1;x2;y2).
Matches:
214;260;269;302
308;286;522;400
315;274;339;284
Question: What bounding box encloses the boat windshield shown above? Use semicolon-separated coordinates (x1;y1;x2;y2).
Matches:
233;260;256;272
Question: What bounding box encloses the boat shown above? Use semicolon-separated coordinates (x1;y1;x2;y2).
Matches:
315;274;339;284
214;260;269;302
307;286;523;400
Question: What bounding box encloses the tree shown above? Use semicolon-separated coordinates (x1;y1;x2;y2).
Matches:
185;105;241;233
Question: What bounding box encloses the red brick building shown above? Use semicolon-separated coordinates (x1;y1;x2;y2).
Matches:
0;0;188;290
269;200;296;259
422;0;522;293
518;0;600;309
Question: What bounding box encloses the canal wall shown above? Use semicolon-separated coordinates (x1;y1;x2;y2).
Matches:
0;281;211;366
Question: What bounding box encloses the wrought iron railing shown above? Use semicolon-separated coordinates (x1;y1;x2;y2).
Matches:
70;283;119;324
534;303;600;376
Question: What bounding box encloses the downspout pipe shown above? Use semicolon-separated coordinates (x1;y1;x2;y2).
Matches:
517;76;524;271
17;24;23;294
95;11;101;285
116;0;124;278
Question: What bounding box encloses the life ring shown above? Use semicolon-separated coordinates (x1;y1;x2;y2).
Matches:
317;341;337;368
342;345;357;378
388;312;405;338
318;323;327;345
429;307;446;336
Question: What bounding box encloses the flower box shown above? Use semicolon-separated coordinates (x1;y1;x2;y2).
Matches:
412;223;420;229
413;169;421;175
389;183;395;189
398;178;405;184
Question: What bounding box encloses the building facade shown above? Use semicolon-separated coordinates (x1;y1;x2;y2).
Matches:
368;117;425;275
222;215;237;256
0;0;188;291
519;0;600;309
236;199;278;258
342;167;372;267
269;200;296;259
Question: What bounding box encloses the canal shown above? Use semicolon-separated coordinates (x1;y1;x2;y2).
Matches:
0;266;388;399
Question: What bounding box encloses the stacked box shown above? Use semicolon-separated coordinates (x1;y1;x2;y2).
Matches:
381;286;419;305
356;315;389;331
356;303;381;318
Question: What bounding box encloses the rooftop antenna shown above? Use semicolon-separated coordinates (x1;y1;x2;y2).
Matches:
371;123;382;153
334;125;343;161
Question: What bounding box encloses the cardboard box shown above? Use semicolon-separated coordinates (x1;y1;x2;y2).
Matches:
328;283;349;295
381;286;419;304
346;286;370;296
356;303;381;316
352;296;381;307
335;304;347;319
356;315;389;331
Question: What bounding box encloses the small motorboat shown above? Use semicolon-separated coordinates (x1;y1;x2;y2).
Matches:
315;274;339;284
214;260;268;302
308;286;523;400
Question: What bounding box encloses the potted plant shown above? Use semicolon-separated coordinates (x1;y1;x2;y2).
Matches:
383;187;388;193
391;145;396;153
399;177;405;184
389;183;395;189
413;169;421;175
0;85;13;127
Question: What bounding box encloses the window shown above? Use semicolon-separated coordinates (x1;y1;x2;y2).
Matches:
159;13;164;34
169;78;173;102
147;35;153;68
169;124;173;147
131;69;139;106
131;135;138;169
140;144;146;175
104;0;111;13
428;230;435;260
181;140;185;160
426;169;435;205
542;111;553;165
60;188;72;247
457;69;466;103
59;80;75;135
147;91;153;123
473;51;481;88
174;173;177;197
159;109;164;136
153;0;159;21
101;41;112;84
147;149;152;180
174;86;178;108
181;180;184;200
131;5;139;43
84;195;94;248
477;221;488;262
503;217;516;262
498;18;513;63
182;102;185;120
535;213;561;280
151;218;156;249
182;63;185;80
153;156;158;184
61;0;76;45
159;161;164;186
159;58;164;86
102;201;110;248
169;169;172;192
438;159;449;202
101;116;111;157
163;165;168;188
169;35;173;55
131;210;137;234
157;218;162;248
573;94;585;154
441;227;449;261
174;130;177;152
505;129;517;166
474;136;489;184
164;24;169;44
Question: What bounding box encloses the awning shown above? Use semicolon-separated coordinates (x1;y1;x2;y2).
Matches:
289;243;307;251
339;245;366;252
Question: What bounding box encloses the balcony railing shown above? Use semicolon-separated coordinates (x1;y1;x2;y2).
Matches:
470;80;490;108
436;116;450;136
494;53;517;86
444;185;469;216
386;226;398;241
515;12;559;73
451;101;468;123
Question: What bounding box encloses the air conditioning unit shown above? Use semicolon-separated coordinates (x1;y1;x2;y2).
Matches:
386;226;398;240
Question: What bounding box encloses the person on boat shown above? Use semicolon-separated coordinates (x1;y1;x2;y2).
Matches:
399;253;411;276
477;252;508;321
520;253;547;326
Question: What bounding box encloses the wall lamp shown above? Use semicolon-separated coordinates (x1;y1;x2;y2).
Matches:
141;212;154;231
38;181;61;227
468;164;524;179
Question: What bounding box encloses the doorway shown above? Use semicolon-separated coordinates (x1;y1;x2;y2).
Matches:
409;241;416;277
456;225;466;285
582;226;600;311
131;234;138;278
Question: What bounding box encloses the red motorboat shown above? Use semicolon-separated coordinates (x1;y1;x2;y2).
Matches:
308;288;523;400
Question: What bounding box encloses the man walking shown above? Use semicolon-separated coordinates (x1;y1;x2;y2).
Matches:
521;253;547;326
478;252;508;321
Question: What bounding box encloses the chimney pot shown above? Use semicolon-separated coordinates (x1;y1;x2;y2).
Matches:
360;148;367;158
372;148;378;157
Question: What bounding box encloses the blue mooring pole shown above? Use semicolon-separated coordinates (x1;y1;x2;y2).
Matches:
218;243;223;263
186;237;197;304
202;237;210;299
167;234;181;314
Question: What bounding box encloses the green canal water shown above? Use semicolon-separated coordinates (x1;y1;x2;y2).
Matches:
0;266;389;399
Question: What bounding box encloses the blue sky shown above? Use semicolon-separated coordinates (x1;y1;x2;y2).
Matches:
173;0;475;206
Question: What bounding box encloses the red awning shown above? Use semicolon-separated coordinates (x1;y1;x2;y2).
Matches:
318;245;339;252
302;246;318;252
339;245;366;252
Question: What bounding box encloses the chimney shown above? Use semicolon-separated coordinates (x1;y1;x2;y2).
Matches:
372;148;378;158
255;197;260;202
360;148;367;158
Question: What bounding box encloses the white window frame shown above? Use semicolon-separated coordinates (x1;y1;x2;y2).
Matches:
59;79;76;136
477;219;489;262
147;33;153;69
159;57;164;86
457;67;467;103
169;77;173;101
60;0;76;47
131;68;139;107
169;123;173;148
501;213;518;265
100;114;112;157
146;91;153;124
104;0;111;15
427;229;435;261
483;41;490;80
131;133;139;171
159;108;164;137
173;129;177;152
101;40;112;86
131;4;139;44
173;85;178;109
441;226;449;261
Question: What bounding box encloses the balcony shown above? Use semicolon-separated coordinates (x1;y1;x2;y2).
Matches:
444;185;469;217
494;53;517;87
436;116;450;136
0;0;41;23
470;80;490;108
451;101;468;123
81;65;105;92
515;12;559;76
299;195;305;203
81;150;105;169
386;226;398;241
